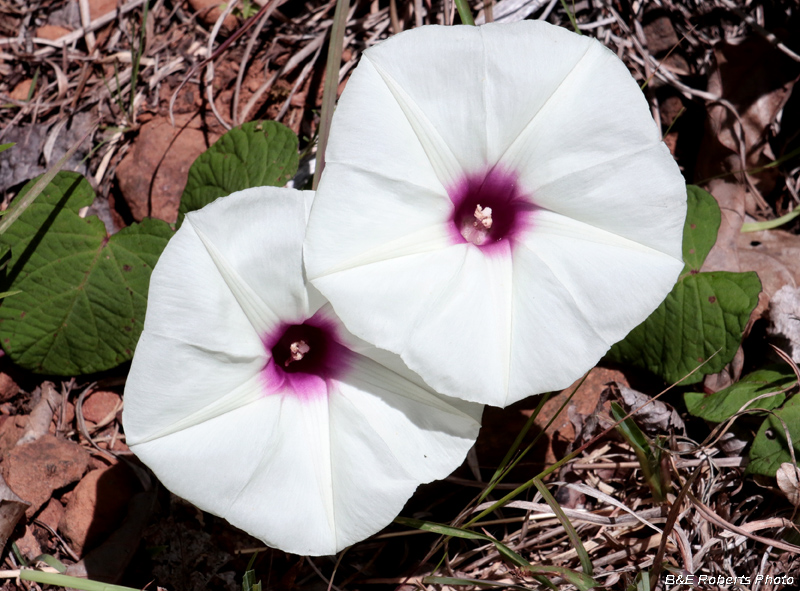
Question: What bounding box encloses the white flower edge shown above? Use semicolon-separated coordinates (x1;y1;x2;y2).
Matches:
123;186;482;555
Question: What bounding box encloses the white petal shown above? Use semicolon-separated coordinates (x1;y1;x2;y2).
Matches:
506;212;684;402
125;230;266;443
305;162;454;281
131;394;341;556
323;58;444;191
312;245;514;406
494;36;686;256
124;334;264;444
333;355;482;482
529;143;686;259
130;354;481;556
125;187;314;443
185;186;313;332
356;24;488;184
480;21;594;165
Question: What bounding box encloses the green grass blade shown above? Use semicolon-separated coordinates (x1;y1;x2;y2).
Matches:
476;375;587;509
19;570;141;591
454;0;475;25
741;209;800;232
0;143;14;154
610;402;665;501
559;0;581;34
395;517;598;590
532;478;593;577
31;554;67;573
479;391;551;504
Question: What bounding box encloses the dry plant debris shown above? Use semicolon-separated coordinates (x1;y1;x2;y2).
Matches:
0;0;799;589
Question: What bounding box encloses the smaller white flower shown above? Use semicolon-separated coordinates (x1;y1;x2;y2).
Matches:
123;187;482;556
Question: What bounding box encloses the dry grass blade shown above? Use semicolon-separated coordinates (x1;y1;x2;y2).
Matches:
688;492;800;555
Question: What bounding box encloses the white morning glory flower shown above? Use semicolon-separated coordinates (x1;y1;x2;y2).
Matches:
304;21;687;408
123;186;482;556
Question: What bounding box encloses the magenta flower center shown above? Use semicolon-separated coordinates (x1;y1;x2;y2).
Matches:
261;311;353;402
271;323;332;375
450;168;535;250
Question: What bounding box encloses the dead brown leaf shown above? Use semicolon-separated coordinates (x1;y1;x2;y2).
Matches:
776;462;800;506
699;35;800;209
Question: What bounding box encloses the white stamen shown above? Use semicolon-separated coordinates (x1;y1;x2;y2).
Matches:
285;340;311;367
473;204;493;229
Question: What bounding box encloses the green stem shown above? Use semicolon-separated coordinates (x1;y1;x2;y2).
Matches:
454;0;475;25
312;0;350;190
559;0;580;34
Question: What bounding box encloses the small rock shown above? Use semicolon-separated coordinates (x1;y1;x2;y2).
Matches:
82;391;121;425
0;415;28;457
3;434;91;517
0;373;19;402
15;525;42;561
59;463;139;556
642;14;680;55
36;497;65;532
187;0;238;30
116;117;220;223
35;24;72;40
642;13;691;74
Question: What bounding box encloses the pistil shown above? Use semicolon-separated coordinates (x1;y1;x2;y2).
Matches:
473;204;493;229
284;340;310;367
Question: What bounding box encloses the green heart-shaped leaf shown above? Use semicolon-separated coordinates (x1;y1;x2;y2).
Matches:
0;172;172;374
178;120;299;224
684;366;794;422
608;271;761;385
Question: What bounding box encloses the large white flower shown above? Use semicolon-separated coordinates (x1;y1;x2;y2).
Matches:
123;187;482;556
304;21;687;408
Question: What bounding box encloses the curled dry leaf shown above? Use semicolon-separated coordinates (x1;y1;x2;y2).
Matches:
17;381;60;446
617;384;685;434
776;462;800;506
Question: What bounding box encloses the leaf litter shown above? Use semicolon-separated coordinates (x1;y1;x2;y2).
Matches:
1;0;800;589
